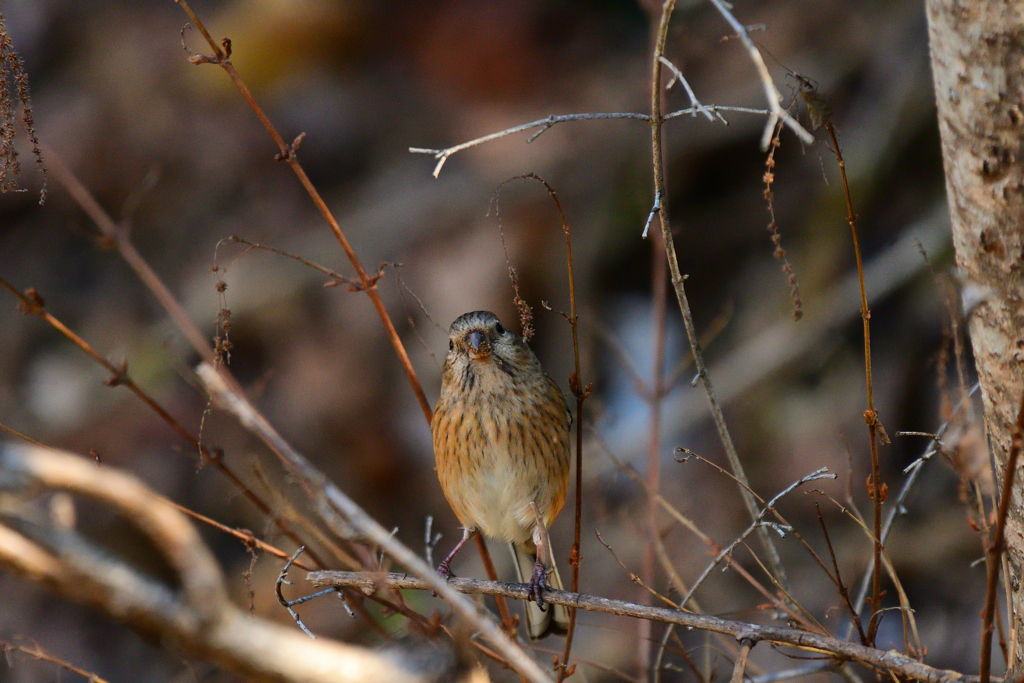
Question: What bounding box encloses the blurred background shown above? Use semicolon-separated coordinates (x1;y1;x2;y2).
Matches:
0;0;986;680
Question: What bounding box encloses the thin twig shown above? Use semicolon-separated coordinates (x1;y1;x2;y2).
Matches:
411;106;768;178
658;56;714;120
816;504;866;644
219;235;370;290
0;639;112;683
173;0;431;424
704;0;813;150
979;387;1024;683
311;570;985;683
595;531;683;612
641;130;672;672
815;489;923;656
730;640;754;683
648;0;792;599
0;275;331;570
680;468;835;612
413;112;648;176
277;547;319;638
824;122;884;644
658;631;709;683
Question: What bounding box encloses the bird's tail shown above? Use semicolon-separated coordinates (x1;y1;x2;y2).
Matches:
510;541;571;639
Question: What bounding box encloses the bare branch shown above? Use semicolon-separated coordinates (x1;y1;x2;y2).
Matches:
0;639;111;683
730;640;754;683
680;468;835;608
0;444;444;683
411;106;768;177
311;570;983;683
705;0;814;149
658;56;714;121
411;112;649;177
649;0;792;603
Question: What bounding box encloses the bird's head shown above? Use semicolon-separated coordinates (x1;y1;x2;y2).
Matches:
447;310;517;363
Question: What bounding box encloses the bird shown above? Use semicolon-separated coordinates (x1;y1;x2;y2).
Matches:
431;310;571;639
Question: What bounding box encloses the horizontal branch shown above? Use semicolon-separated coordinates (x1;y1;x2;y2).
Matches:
410;106;769;177
310;571;980;683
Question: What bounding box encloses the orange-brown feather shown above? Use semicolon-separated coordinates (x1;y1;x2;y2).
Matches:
432;312;570;545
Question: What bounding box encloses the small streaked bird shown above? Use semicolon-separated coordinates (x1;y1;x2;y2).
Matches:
431;310;571;639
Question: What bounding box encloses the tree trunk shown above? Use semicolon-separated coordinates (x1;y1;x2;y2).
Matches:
925;0;1024;671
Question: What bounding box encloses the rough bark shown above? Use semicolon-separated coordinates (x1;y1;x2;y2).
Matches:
926;0;1024;671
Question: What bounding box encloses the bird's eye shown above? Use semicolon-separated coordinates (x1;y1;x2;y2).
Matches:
494;322;505;335
449;340;454;351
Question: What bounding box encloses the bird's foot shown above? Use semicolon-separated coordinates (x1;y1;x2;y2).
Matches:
436;560;455;580
528;561;549;611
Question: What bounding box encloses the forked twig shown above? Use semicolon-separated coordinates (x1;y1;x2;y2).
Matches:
173;0;431;424
410;107;764;177
658;56;714;121
680;468;835;612
648;0;792;599
277;547;325;638
705;0;813;150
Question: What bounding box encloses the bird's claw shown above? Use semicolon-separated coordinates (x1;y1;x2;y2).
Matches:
529;561;549;611
437;561;454;580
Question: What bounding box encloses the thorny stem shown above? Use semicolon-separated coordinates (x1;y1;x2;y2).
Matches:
979;388;1024;683
174;0;432;425
825;123;883;644
649;0;791;598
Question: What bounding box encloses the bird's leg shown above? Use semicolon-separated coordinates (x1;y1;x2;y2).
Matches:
529;558;550;610
437;527;475;579
528;501;552;609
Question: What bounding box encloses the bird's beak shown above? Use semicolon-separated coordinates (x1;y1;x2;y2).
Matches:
467;330;486;352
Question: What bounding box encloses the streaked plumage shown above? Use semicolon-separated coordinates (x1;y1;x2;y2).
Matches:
432;311;571;639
